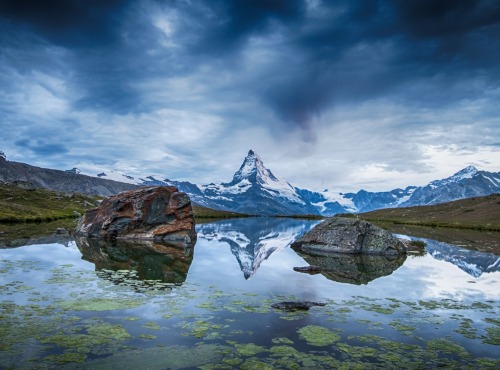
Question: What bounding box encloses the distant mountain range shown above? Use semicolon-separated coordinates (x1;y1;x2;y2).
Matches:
79;150;500;215
1;150;499;215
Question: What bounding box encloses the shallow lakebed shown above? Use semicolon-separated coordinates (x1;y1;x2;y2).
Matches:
0;217;499;369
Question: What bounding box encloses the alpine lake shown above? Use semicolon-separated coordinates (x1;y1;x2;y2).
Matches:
0;217;499;369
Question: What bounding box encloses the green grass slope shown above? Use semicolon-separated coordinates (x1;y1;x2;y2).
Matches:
360;193;500;231
0;183;102;222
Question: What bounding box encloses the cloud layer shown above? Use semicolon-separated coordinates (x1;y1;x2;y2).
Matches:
0;0;499;191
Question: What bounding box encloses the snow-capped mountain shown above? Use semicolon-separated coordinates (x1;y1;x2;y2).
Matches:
400;166;500;207
197;218;319;279
199;150;317;215
70;150;500;216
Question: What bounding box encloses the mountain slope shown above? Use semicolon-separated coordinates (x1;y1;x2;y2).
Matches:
360;193;500;231
0;157;136;196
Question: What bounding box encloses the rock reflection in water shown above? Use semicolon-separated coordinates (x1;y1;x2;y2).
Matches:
292;247;407;285
75;237;194;286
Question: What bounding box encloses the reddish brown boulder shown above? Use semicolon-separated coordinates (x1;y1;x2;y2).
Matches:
75;186;196;245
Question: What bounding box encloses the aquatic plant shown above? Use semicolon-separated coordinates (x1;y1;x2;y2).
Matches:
297;325;340;346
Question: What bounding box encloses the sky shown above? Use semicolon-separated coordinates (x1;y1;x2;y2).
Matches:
0;0;499;192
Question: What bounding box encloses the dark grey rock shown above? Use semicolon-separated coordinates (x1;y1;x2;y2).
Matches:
293;265;322;274
291;217;407;255
271;301;326;311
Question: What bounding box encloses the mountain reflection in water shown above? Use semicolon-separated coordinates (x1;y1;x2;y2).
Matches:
75;237;194;285
197;217;320;279
74;218;500;290
420;238;500;277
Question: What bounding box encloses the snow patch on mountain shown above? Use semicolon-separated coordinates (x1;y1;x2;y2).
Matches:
318;189;357;212
483;175;500;187
201;179;252;195
65;167;82;175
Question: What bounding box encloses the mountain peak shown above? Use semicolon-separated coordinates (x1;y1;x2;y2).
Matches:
429;165;479;188
232;150;269;183
455;165;478;176
224;150;305;205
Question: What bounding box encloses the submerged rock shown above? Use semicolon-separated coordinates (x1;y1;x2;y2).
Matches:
271;301;326;311
75;186;196;245
291;217;406;255
293;265;322;274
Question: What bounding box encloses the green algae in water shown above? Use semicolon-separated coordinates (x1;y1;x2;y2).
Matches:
142;321;160;330
181;320;223;339
139;334;157;339
272;337;294;345
454;318;478;339
360;303;394;315
485;317;500;326
44;352;86;365
279;311;309;321
58;297;145;311
196;301;221;311
337;342;377;359
270;345;300;357
297;325;340;346
389;320;416;335
86;322;132;341
482;326;500;345
41;322;131;349
234;343;267;356
80;344;228;370
240;358;274;370
427;338;469;358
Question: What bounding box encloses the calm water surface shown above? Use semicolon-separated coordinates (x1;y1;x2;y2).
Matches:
0;217;499;369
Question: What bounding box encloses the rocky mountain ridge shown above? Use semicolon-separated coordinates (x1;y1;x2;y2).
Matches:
1;150;499;216
119;150;499;216
0;156;136;196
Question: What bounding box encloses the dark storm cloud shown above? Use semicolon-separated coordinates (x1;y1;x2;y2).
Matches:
15;139;68;156
259;0;500;131
1;0;499;132
0;0;148;113
0;0;132;48
185;0;306;54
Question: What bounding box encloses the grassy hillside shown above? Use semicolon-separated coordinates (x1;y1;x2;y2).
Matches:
360;193;500;231
192;204;249;222
0;183;102;222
